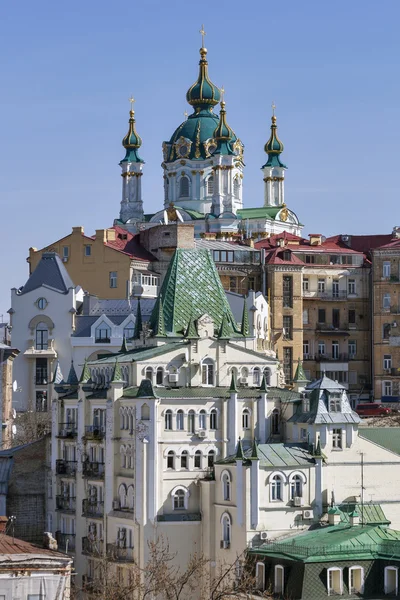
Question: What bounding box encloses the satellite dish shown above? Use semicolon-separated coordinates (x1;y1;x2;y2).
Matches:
12;380;17;392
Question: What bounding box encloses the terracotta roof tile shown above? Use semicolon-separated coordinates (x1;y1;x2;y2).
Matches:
103;226;155;261
0;534;68;558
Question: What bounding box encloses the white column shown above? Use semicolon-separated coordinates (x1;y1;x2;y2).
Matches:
250;460;259;529
236;460;244;527
315;457;323;517
227;392;238;456
257;392;267;443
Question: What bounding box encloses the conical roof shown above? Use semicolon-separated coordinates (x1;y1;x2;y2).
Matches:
120;105;143;164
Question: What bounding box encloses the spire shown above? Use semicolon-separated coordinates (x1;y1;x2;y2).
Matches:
185;314;199;339
262;107;287;169
235;437;245;460
186;27;221;111
153;296;166;337
120;97;143;164
260;374;268;392
133;299;142;340
120;336;129;353
111;359;124;383
218;310;233;340
79;358;91;384
229;371;238;393
293;359;309;383
213;99;235;155
240;297;250;336
52;360;64;385
66;360;78;386
250;439;259;460
314;438;322;457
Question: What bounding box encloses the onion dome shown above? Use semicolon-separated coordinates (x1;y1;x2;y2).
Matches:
213;101;235;155
262;113;287;168
120;106;143;164
186;47;221;110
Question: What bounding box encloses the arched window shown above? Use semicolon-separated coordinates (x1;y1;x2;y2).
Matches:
35;322;48;350
173;489;186;510
119;409;125;430
256;562;265;591
180;450;189;469
271;474;283;501
167;451;175;470
95;323;111;343
207;176;214;195
165;410;172;431
253;368;261;386
118;484;127;509
120;445;127;469
241;367;249;378
272;409;280;434
233;177;240;199
127;485;134;512
194;450;202;469
201;358;214;385
179;176;189;198
210;409;218;430
242;409;250;430
221;513;231;544
128;410;134;433
176;410;184;430
199;409;207;430
208;449;215;468
188;410;195;433
156;367;164;385
274;565;285;594
222;472;231;501
145;367;153;383
141;403;150;421
290;474;304;499
263;368;271;386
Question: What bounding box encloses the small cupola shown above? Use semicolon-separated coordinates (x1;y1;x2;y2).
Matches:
349;510;360;526
328;507;342;526
213;96;235;155
120;98;144;164
262;108;287;168
186;39;221;112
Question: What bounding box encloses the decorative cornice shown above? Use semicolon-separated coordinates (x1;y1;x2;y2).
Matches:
121;172;143;178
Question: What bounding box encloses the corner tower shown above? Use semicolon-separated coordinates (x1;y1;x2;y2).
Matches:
262;106;287;207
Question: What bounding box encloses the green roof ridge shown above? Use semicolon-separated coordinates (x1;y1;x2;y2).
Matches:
218;311;233;339
314;438;322;457
235;437;245;460
250;439;259;460
134;299;142;340
111;359;124;383
240;297;250;336
66;361;78;386
260;374;268;392
185;313;199;339
79;358;91;383
120;336;129;353
293;359;309;382
229;371;238;392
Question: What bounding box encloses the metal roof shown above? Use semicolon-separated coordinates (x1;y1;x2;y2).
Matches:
359;428;400;456
194;239;259;252
18;252;75;295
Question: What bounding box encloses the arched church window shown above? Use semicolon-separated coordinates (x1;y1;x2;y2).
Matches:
233;177;240;199
207;176;214;195
179;176;189;198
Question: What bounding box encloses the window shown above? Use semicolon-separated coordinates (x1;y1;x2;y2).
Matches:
37;297;47;310
348;279;356;295
233;177;240;198
35;322;48;350
305;254;315;264
301;428;307;440
349;566;364;594
36;391;47;412
348;340;356;359
383;323;391;339
274;565;285;594
282;276;293;308
318;278;325;293
222;514;231;544
167;451;175;469
329;396;342;412
199;410;207;430
210;409;217;430
290;474;303;499
242;409;250;429
383;293;391;309
194;450;202;469
332;428;342;449
271;474;283;501
263;368;271;386
188;410;195;433
95;324;111;343
118;484;127;508
109;271;117;288
179;176;189;198
180;450;188;469
332;279;339;298
256;562;265;591
164;410;172;430
384;354;392;370
383;380;393;396
332;341;339;360
85;245;92;256
35;357;48;384
145;367;153;383
222;472;231;500
302;396;310;412
208;450;215;468
271;408;280;435
303;309;309;325
207;176;214;195
123;324;134;339
384;566;398;595
318;308;326;323
283;347;292;382
303;278;309;292
303;341;309;359
283;316;293;340
156;367;164;385
332;308;340;329
349;309;356;324
173;489;185;509
176;410;184;430
62;246;69;259
383;261;391;278
252;368;261;386
201;358;214;385
318;341;326;356
327;567;343;596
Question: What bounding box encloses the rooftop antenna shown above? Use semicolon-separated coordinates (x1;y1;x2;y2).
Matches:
361;452;365;527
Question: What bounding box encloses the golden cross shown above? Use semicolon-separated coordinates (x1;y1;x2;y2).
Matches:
220;85;225;102
129;95;135;110
271;101;276;116
200;24;206;47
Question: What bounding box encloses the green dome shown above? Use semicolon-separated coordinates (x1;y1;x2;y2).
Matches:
166;110;222;162
262;114;286;169
213;101;235;155
186;48;221;109
120;109;143;164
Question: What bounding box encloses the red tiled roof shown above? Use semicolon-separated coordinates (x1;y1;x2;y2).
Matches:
256;234;365;255
374;237;400;250
0;534;67;558
341;234;393;253
264;248;305;265
104;226;155;261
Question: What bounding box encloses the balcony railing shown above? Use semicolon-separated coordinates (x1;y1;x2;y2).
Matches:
84;425;106;440
57;424;77;438
303;290;349;300
95;337;110;344
56;460;77;477
82;499;104;517
315;353;350;362
56;495;76;512
83;462;105;479
316;323;349;333
55;531;76;552
107;543;134;562
82;536;104;556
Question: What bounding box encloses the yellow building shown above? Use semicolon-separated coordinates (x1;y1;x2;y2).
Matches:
28;225;156;299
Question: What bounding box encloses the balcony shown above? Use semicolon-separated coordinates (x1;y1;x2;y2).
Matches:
314;353;350;362
55;531;76;552
84;425;106;440
56;460;77;477
107;543;134;562
95;337;110;344
316;324;349;335
131;272;159;299
57;424;77;438
56;495;76;513
82;536;104;556
83;462;105;479
82;499;104;518
303;290;348;301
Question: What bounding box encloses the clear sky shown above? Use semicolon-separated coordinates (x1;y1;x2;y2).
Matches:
1;0;400;318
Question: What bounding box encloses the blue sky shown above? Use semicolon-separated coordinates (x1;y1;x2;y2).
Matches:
1;0;399;317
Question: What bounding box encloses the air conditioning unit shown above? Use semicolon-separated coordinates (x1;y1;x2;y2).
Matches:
293;497;302;507
112;500;120;510
62;257;68;263
303;510;313;520
220;541;230;549
197;430;207;438
341;235;349;242
239;377;248;384
168;374;179;383
260;531;268;540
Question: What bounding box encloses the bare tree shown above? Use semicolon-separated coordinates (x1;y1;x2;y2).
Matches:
12;410;51;446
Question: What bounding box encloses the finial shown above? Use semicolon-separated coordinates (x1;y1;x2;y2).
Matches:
200;24;206;48
129;95;135;116
220;85;225;103
271;101;276;116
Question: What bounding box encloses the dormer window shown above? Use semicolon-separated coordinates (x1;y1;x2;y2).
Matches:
302;395;310;413
95;324;111;343
329;395;342;412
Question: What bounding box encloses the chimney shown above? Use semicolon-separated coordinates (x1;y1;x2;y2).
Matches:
309;234;322;246
328;507;341;525
106;228;116;242
349;510;360;526
392;226;400;239
96;229;107;243
72;226;84;235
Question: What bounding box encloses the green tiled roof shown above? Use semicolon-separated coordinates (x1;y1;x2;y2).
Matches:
237;207;282;220
122;385;300;400
174;207;205;220
217;442;314;467
79;359;91;383
88;341;187;365
150;249;241;337
359;428;400;456
293;360;308;383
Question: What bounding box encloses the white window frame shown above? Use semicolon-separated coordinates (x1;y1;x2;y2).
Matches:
383;261;391;278
252;367;261;386
274;564;285;594
171;485;189;510
109;271;118;288
210;408;218;430
221;512;231;545
383;293;391;309
269;472;285;502
383;380;393;396
194;450;202;469
176;410;184;431
289;472;306;499
221;470;231;501
242;409;250;430
303;278;309;292
348;279;356;295
327;566;343;596
349;565;364;594
256;562;265;591
384;566;398;595
199;409;207;430
384;354;392;370
164;410;172;430
201;358;215;386
332;428;342;449
318;278;325;293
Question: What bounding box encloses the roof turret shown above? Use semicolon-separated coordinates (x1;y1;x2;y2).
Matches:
186;37;221;111
79;358;91;384
262;108;287;169
240;297;250;336
133;299;142;340
213;99;235;155
120;98;143;164
235;437;245;460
